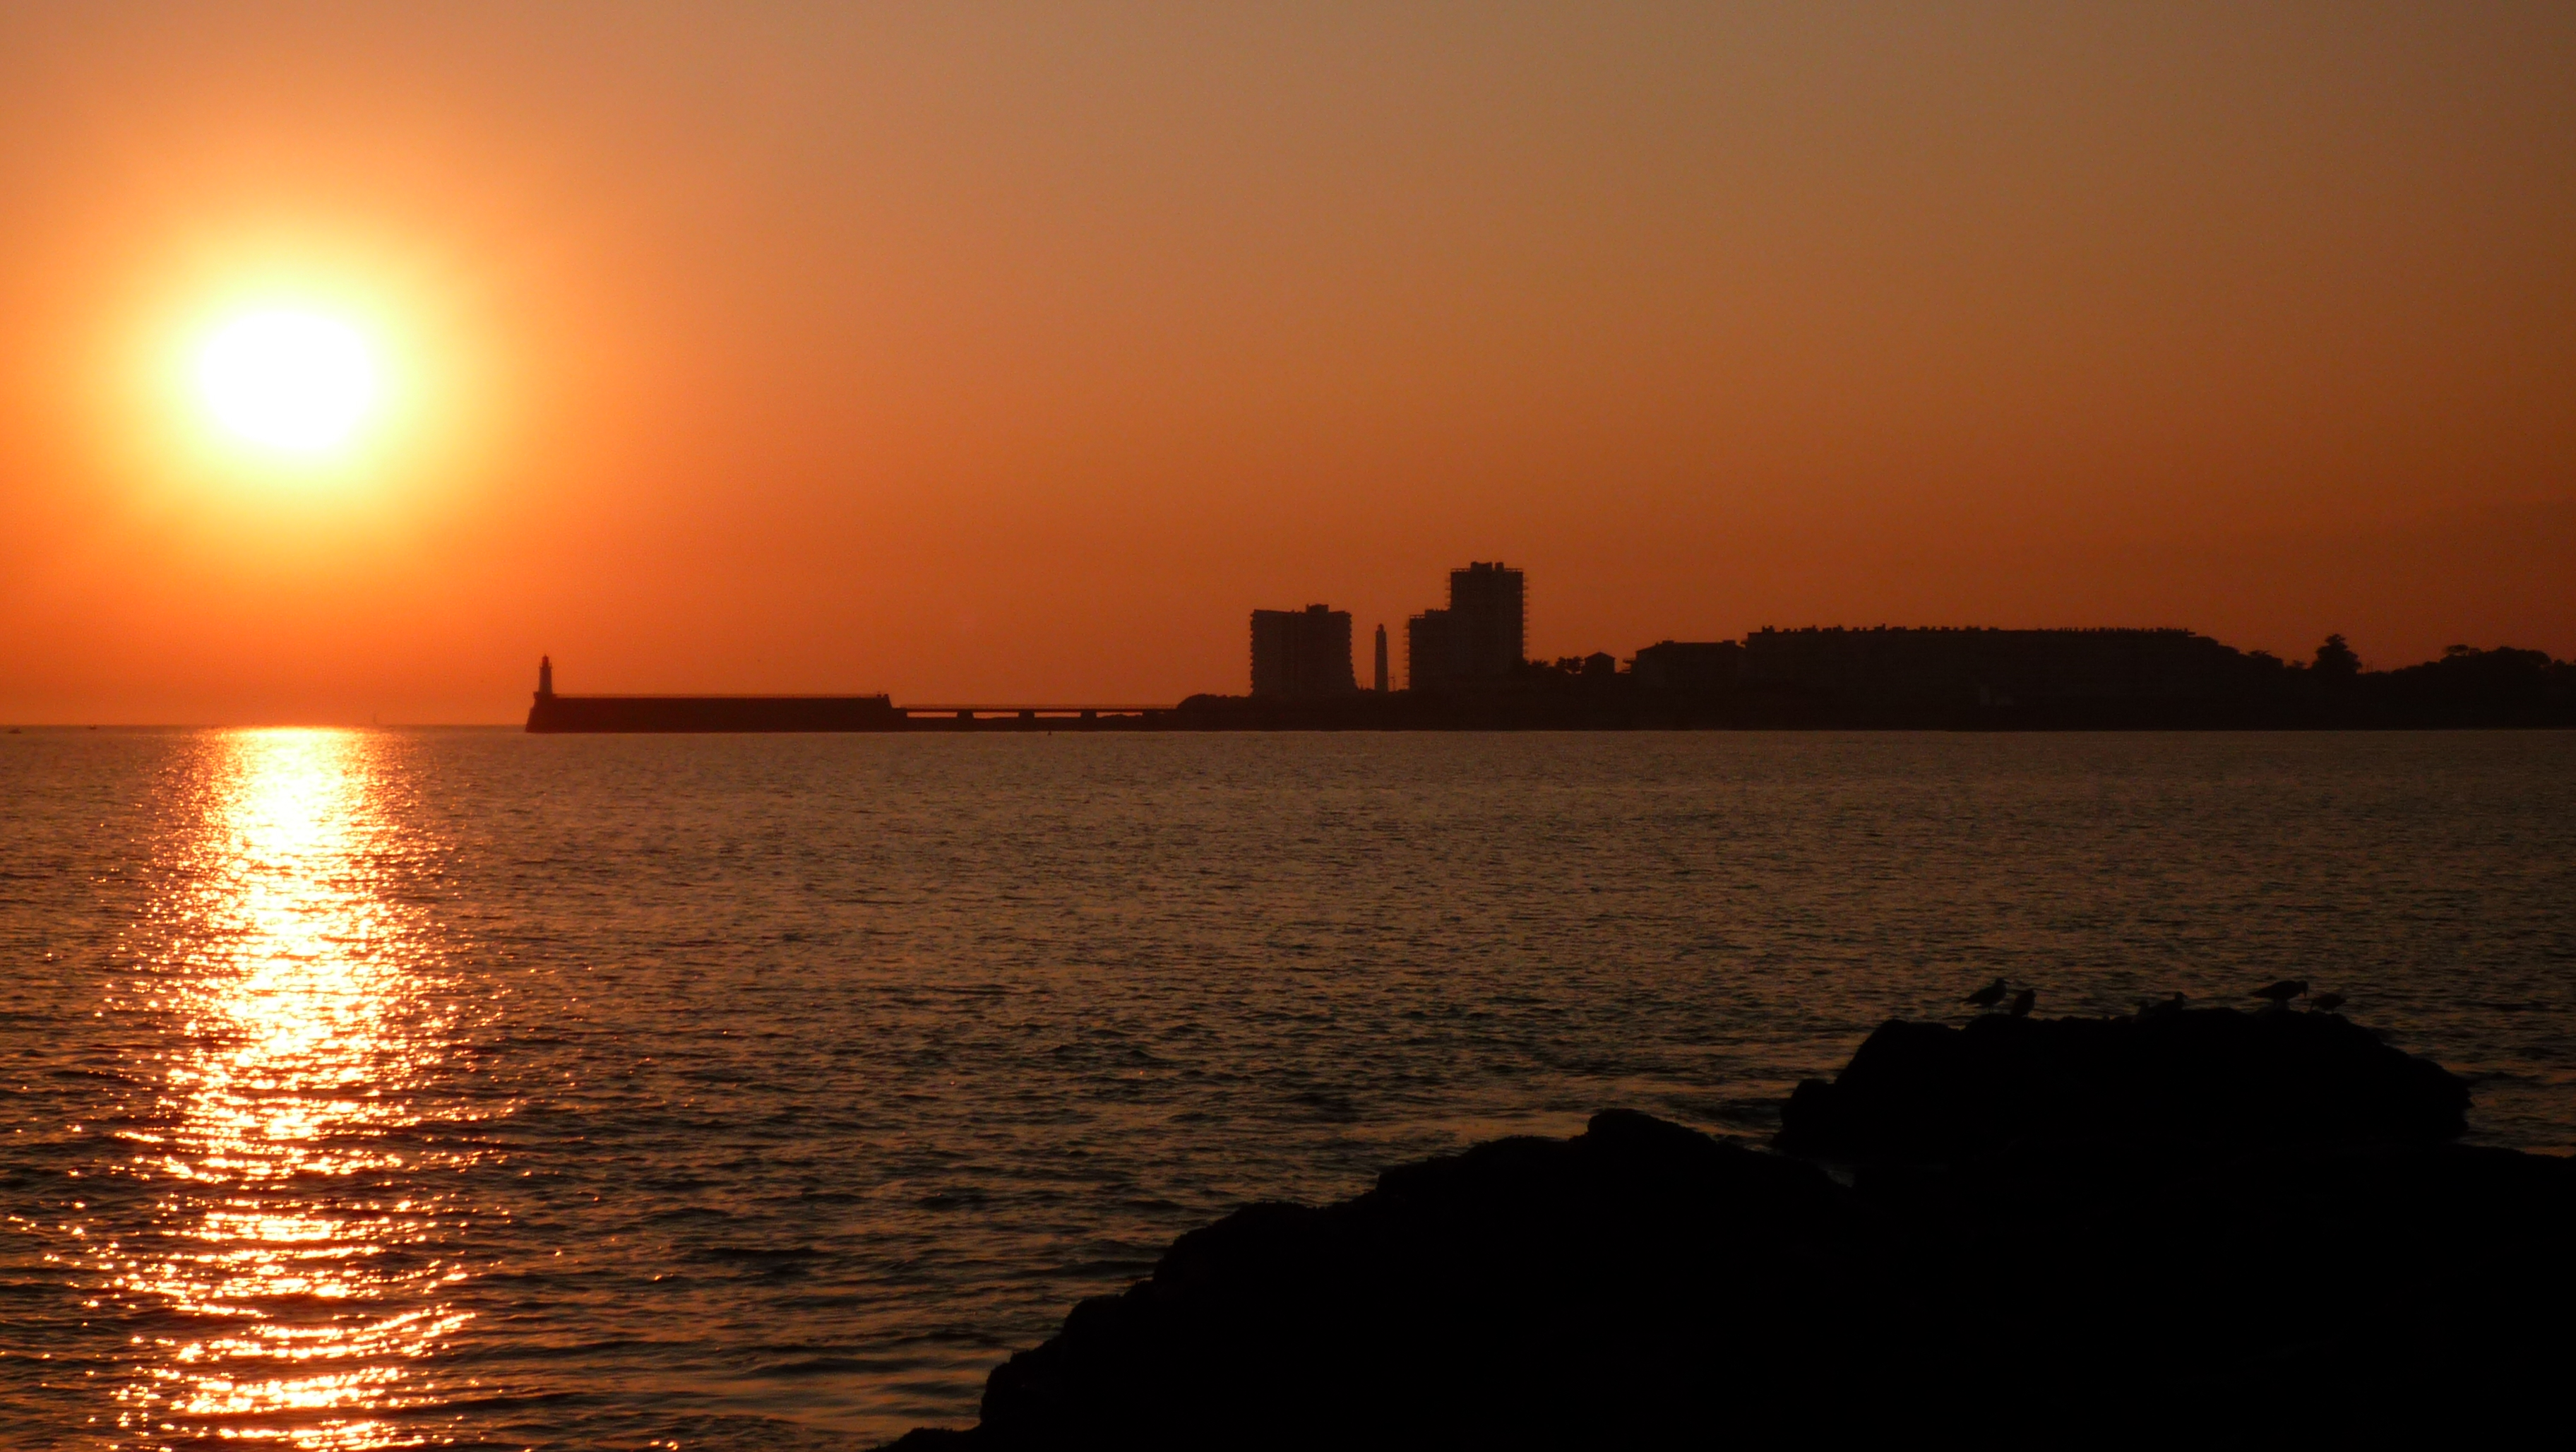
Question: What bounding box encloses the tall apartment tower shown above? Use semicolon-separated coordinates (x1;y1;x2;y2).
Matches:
1406;561;1526;689
1373;624;1390;693
1249;605;1359;698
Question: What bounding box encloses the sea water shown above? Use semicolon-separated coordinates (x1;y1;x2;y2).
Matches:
3;728;2570;1448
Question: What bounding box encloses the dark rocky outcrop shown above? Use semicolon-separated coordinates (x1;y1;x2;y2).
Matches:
888;1014;2570;1449
891;1110;1899;1448
1777;1008;2470;1160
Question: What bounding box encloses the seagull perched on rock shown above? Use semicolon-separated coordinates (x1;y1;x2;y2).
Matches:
2251;979;2308;1009
2310;992;2347;1013
1964;977;2010;1011
2008;987;2036;1018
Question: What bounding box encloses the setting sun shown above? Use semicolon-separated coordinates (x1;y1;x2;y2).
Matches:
197;310;378;453
4;8;2575;1450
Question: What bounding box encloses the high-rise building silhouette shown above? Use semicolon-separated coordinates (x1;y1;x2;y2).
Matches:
1373;624;1390;693
1250;605;1358;698
1405;611;1453;691
1407;561;1526;689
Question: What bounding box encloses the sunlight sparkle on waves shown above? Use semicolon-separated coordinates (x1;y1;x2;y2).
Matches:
86;731;478;1449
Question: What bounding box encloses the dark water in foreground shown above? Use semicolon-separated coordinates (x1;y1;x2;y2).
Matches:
2;728;2570;1448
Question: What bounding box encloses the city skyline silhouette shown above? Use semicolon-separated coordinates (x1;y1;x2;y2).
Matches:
6;8;2574;1448
2;7;2571;723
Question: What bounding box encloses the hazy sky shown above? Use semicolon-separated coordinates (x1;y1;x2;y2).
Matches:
3;2;2570;722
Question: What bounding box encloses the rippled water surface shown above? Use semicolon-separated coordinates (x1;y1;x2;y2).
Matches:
4;729;2571;1446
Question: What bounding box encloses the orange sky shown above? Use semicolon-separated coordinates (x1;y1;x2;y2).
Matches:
3;3;2570;723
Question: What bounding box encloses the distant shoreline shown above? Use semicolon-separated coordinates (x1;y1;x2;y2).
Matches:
523;633;2576;732
520;689;2576;732
8;717;2572;733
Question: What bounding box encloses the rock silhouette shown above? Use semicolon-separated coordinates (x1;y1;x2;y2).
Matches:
887;1011;2565;1449
890;1110;1884;1448
1775;1006;2467;1161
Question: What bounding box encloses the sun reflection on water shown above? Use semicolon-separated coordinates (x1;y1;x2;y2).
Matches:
97;730;472;1448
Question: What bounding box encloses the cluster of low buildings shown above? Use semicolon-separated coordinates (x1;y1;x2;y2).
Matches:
1252;563;2255;707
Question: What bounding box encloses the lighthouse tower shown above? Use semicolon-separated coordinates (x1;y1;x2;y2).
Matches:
537;655;555;699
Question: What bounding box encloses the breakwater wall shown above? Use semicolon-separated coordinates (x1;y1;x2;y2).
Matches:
525;694;1179;732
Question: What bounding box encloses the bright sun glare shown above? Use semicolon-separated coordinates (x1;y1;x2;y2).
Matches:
198;311;379;453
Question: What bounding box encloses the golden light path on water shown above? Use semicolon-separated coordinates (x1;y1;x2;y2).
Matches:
100;731;472;1448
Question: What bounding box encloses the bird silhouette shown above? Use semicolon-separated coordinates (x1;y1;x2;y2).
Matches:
2310;992;2347;1013
2251;979;2308;1009
2008;987;2035;1018
2140;992;2187;1019
1964;977;2010;1010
